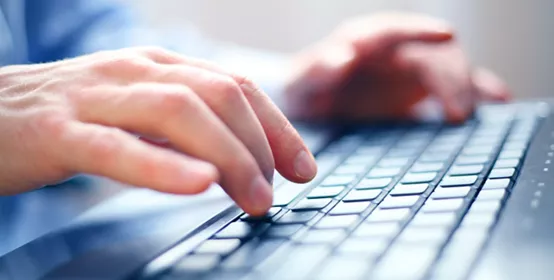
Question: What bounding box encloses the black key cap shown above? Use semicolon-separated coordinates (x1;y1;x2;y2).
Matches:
330;201;371;215
449;164;484;176
410;162;444;173
493;159;520;169
292;198;332;211
440;175;478;187
333;164;366;175
314;215;359;229
431;187;471;199
263;224;304;239
220;239;285;270
482;178;510;190
172;254;220;274
299;229;346;244
343;189;382;202
353;222;400;238
314;257;372;279
401;172;437;184
275;211;318;224
488;168;516;179
195;239;241;255
356;178;392;190
337;238;388;256
455;155;489;165
215;222;258;239
306;187;344;199
321;175;357;187
241;207;281;222
367;208;410;222
390;183;429;196
367;167;402;178
379;195;419;209
476;189;506;201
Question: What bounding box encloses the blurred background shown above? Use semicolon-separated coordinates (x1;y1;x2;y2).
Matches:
127;0;553;99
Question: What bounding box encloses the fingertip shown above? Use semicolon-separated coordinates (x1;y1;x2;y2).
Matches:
246;175;274;216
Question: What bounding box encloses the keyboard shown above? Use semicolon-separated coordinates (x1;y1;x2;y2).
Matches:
150;105;543;280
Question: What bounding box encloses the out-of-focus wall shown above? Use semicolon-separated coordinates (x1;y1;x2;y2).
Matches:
127;0;554;99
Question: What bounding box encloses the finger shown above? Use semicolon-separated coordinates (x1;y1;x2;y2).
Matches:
336;13;454;56
133;49;318;183
401;44;476;123
152;65;276;181
472;67;512;102
74;83;273;215
58;121;218;194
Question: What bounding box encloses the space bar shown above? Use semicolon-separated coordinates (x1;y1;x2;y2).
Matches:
272;154;343;206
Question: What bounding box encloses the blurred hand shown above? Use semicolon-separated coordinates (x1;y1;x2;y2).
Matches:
284;12;511;123
0;47;317;216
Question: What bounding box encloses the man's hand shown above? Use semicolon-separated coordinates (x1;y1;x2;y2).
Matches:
0;47;317;216
284;12;511;123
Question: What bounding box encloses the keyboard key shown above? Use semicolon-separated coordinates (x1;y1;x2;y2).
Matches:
470;201;501;213
498;150;524;159
333;164;367;175
329;201;371;215
398;227;449;244
263;225;304;239
268;245;331;280
220;239;285;270
314;257;371;280
367;208;411;222
488;168;516;179
321;175;357;187
356;178;392;190
439;175;478;187
273;182;309;206
448;164;484;176
482;178;511;190
411;212;457;227
476;189;506;201
241;207;281;222
353;223;400;238
401;172;437;184
367;167;402;178
292;198;332;211
461;212;497;228
410;162;444;173
306;186;345;199
504;141;527;151
173;254;220;274
343;189;382;202
372;244;439;279
275;211;318;224
195;239;241;255
337;238;388;256
494;159;520;169
314;215;359;229
215;222;258;239
419;152;451;163
421;198;464;213
455;155;489;165
378;157;410;167
431;187;471;199
379;195;419;209
462;146;494;156
299;229;346;244
390;183;429;196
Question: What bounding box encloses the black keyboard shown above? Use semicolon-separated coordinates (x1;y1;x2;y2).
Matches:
152;105;542;280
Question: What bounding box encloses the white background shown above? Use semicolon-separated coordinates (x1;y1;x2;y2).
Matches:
128;0;554;99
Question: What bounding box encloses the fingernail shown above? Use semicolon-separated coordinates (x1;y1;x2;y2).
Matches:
294;150;318;180
250;175;273;213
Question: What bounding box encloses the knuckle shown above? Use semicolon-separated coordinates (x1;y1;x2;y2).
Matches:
94;54;155;77
87;128;124;166
32;111;71;140
156;87;196;117
209;76;243;104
